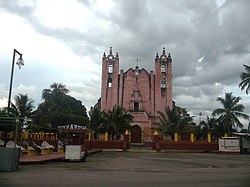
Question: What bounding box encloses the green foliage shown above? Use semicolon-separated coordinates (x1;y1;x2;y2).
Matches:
100;105;133;139
0;94;34;131
33;82;89;132
89;107;102;139
212;92;249;136
198;116;222;140
239;64;250;94
154;105;193;138
14;94;34;118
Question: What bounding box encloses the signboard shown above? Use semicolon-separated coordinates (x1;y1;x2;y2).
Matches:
219;137;240;153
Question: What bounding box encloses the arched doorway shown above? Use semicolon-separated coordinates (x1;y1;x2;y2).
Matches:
131;125;141;143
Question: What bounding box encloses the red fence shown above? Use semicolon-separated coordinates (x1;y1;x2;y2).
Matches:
154;140;218;152
85;140;128;151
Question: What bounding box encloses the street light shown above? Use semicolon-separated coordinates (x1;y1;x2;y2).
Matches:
4;49;24;147
7;49;24;114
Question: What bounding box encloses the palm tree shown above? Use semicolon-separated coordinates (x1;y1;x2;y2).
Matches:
101;105;133;139
199;116;220;140
89;107;102;139
42;82;69;100
42;82;69;112
239;64;250;94
14;94;34;118
34;83;89;133
13;94;35;132
154;105;192;140
212;93;249;136
0;94;34;146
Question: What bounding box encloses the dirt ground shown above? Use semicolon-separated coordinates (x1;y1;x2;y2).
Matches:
1;152;250;187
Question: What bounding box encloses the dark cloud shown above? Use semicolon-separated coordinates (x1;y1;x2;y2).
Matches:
1;0;249;117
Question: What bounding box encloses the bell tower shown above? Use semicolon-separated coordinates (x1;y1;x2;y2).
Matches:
101;47;119;111
154;47;172;114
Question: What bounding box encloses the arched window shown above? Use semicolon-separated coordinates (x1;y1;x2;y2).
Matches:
107;77;112;87
161;77;166;88
108;64;113;73
161;64;166;73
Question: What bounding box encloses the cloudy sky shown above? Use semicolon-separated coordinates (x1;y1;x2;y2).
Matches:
0;0;249;125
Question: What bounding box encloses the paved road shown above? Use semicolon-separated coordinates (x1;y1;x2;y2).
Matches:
1;152;250;187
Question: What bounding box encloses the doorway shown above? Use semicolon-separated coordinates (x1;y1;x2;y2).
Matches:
131;125;141;143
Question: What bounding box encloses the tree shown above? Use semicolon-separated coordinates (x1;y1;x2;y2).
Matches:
199;116;220;140
89;107;102;139
212;92;249;136
0;94;34;146
13;94;34;118
154;105;192;139
239;64;250;94
101;105;133;139
42;82;69;99
42;82;69;113
0;94;34;119
33;83;89;132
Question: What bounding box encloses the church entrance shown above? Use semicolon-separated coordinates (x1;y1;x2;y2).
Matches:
131;125;141;143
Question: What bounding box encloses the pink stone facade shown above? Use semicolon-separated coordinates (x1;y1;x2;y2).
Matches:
100;47;173;144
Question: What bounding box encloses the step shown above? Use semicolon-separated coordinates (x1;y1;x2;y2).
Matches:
127;146;156;153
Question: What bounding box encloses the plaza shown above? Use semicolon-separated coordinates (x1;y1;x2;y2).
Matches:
1;152;250;187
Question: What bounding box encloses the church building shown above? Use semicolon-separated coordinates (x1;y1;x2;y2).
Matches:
99;47;173;144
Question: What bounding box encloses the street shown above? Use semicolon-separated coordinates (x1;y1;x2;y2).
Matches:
1;152;250;187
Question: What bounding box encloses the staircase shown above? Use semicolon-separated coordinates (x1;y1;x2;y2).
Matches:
127;143;156;153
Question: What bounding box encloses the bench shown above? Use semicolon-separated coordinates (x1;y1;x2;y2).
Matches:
41;141;55;154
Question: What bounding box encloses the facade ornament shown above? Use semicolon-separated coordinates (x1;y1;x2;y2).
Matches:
109;47;112;55
162;47;166;55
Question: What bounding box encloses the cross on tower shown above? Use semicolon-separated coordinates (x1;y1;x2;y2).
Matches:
134;58;141;67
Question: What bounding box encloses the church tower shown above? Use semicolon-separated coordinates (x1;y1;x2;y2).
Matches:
101;47;119;111
154;47;173;114
99;47;173;143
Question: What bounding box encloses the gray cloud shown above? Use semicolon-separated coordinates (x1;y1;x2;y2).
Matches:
0;0;249;121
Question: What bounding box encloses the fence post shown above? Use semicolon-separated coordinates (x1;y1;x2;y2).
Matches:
105;131;108;141
88;132;91;141
124;130;130;149
174;132;179;142
153;131;159;151
207;132;211;143
190;133;195;143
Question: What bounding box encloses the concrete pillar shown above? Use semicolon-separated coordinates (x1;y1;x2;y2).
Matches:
153;131;159;150
105;131;108;141
88;132;91;141
124;130;130;149
9;131;14;139
174;132;179;142
207;132;211;143
40;132;43;140
190;133;195;143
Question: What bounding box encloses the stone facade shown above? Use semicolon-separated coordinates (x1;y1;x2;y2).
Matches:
100;47;173;144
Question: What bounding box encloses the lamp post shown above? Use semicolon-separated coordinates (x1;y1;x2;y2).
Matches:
4;49;24;147
7;49;24;114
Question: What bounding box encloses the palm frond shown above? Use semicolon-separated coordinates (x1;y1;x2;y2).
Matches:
213;92;249;135
239;64;250;94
